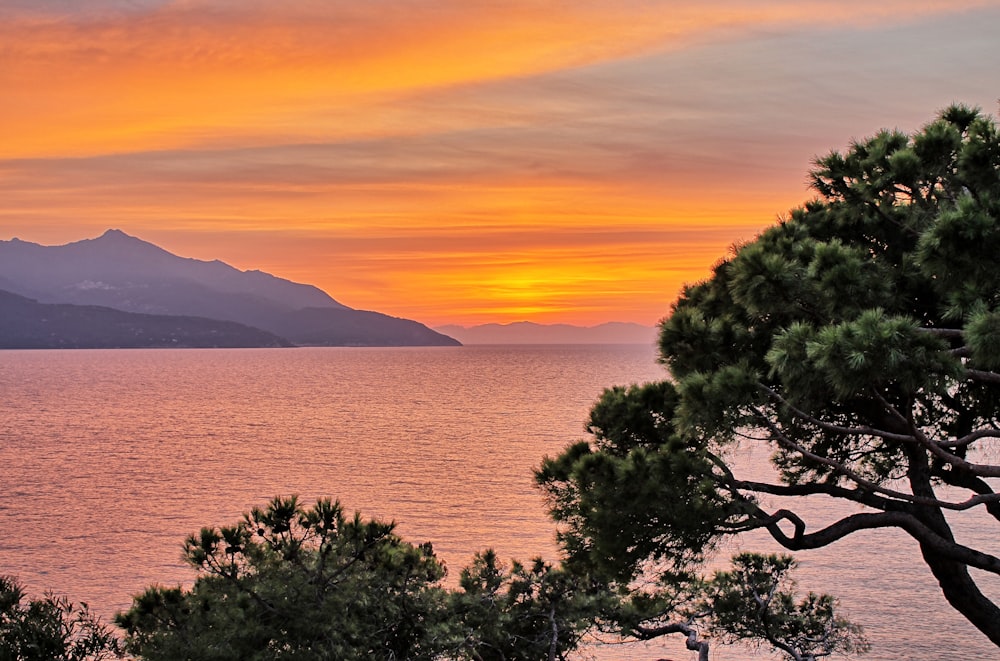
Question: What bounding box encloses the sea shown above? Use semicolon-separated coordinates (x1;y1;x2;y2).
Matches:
0;345;996;660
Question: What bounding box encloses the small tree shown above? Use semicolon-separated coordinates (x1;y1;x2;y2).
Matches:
708;554;867;661
116;496;452;661
0;575;122;661
448;549;604;661
538;105;1000;652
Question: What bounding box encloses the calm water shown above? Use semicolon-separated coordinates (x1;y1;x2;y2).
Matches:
0;346;996;660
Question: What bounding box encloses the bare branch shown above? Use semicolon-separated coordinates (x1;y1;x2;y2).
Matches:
948;428;1000;449
750;406;1000;509
634;616;711;661
932;466;1000;523
729;479;901;511
916;327;965;339
873;392;1000;478
966;368;1000;385
763;510;1000;575
759;384;915;444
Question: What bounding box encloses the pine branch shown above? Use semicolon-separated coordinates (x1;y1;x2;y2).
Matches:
750;406;1000;510
763;509;1000;575
873;392;1000;478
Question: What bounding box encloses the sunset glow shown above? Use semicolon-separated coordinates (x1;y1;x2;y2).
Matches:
3;0;998;326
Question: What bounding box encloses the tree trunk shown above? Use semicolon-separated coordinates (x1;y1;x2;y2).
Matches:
920;545;1000;646
906;445;1000;646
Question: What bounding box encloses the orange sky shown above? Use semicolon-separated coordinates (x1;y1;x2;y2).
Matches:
2;1;998;327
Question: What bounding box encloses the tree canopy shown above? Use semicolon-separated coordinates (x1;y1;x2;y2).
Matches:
537;105;1000;648
115;496;600;661
117;496;453;661
448;549;603;660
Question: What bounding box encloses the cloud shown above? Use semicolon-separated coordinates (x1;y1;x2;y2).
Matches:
2;1;998;324
3;0;992;158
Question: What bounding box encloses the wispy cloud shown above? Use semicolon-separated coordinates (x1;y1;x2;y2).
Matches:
2;1;998;324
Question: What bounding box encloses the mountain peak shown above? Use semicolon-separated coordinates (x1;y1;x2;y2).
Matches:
94;228;142;244
75;228;171;262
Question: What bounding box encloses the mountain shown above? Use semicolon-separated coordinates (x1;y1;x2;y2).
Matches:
0;230;341;312
0;230;459;347
435;321;658;345
269;307;466;347
0;290;292;349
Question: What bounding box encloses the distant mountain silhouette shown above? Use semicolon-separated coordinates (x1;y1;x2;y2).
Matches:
0;230;459;347
0;289;292;349
435;321;658;345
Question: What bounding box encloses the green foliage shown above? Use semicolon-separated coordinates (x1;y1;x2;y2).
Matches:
586;381;678;455
538;104;1000;651
448;550;603;660
117;497;451;661
767;309;956;400
966;308;1000;370
538;385;748;584
117;497;604;661
709;554;869;661
0;576;122;661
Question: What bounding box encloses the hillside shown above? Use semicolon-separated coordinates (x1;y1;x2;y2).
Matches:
0;290;292;349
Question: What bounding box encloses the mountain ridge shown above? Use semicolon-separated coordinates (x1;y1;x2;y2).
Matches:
0;230;459;347
435;321;658;345
0;229;345;311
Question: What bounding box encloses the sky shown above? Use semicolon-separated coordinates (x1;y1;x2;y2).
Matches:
1;1;998;327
